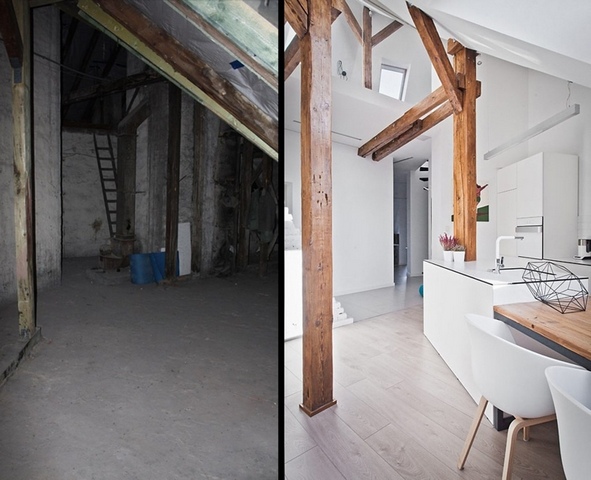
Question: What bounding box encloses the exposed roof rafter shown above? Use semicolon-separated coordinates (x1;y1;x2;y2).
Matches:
407;3;463;113
165;0;278;92
372;102;453;161
77;0;278;159
285;0;308;38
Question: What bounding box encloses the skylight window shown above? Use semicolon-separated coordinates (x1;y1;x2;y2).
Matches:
379;64;407;100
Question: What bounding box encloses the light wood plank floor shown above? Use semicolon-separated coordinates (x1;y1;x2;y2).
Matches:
284;304;566;479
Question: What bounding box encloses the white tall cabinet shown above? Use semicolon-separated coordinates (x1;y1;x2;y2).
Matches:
497;152;579;259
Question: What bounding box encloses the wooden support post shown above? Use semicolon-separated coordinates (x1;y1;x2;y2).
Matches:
238;141;254;270
11;0;35;339
452;45;478;260
116;99;150;239
258;155;273;277
300;0;336;417
165;83;181;280
362;6;372;89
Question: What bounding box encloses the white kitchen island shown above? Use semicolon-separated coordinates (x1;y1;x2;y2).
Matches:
422;258;570;424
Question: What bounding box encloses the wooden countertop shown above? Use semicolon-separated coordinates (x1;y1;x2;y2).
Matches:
494;300;591;364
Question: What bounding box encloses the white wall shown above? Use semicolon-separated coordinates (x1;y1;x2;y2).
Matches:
429;52;591;262
408;168;429;276
284;130;394;295
332;141;394;294
331;4;432;105
430;54;531;262
393;170;408;265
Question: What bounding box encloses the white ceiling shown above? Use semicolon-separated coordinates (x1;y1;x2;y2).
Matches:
371;0;591;89
286;0;591;172
284;69;432;171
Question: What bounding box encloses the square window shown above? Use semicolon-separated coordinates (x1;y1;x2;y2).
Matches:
379;65;407;100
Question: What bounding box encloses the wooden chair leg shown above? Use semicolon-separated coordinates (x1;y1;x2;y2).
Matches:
523;426;529;441
458;396;488;470
502;414;556;480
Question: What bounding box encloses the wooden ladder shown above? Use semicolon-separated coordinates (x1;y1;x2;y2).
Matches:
93;133;117;238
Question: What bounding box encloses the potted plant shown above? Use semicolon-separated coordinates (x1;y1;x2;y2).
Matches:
439;233;457;262
452;244;466;263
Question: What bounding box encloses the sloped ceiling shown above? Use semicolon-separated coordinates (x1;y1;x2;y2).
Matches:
66;0;278;160
363;0;591;89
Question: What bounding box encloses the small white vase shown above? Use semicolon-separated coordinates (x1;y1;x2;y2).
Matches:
443;250;454;262
453;251;465;263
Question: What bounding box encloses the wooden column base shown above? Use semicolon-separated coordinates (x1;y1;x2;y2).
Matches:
299;399;337;417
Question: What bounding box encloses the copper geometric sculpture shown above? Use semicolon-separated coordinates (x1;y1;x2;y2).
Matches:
522;262;588;314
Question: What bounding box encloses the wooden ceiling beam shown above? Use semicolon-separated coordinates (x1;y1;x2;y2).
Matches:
407;3;463;113
362;6;372;89
78;0;277;159
372;19;403;47
0;0;23;69
165;0;277;92
285;0;308;38
284;7;341;82
63;69;163;105
332;0;361;44
284;35;301;82
373;101;453;161
358;85;448;157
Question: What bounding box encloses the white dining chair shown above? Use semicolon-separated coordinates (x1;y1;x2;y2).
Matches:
545;366;591;480
458;313;583;480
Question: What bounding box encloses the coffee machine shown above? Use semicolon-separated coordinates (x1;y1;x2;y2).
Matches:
575;239;591;259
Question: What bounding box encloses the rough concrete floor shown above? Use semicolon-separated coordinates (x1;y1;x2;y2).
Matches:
0;257;278;480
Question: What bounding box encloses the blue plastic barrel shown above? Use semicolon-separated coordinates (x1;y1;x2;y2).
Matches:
130;253;155;284
149;251;180;283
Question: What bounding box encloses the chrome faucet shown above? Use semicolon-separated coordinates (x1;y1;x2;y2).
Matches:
495;236;524;273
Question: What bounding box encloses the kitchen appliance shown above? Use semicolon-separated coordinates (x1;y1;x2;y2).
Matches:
515;217;543;259
575;238;591;259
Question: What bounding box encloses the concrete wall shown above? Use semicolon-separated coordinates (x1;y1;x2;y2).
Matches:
0;25;17;301
63;87;195;258
62;131;112;257
0;7;61;305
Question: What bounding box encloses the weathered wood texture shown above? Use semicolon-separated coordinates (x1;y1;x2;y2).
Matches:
165;84;181;280
79;0;277;159
12;0;36;338
452;45;478;260
372;19;403;47
116;99;150;239
407;3;462;113
358;85;448;158
300;0;336;416
284;35;302;81
63;70;163;106
373;102;453;161
362;6;372;89
333;0;361;44
167;0;277;92
284;7;341;81
237;141;254;269
285;0;308;38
